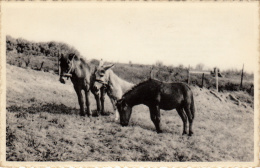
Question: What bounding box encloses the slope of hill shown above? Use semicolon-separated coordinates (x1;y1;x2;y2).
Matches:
6;64;254;161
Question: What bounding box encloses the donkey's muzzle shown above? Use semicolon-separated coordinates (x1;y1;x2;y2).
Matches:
93;85;99;92
62;73;72;78
59;77;66;84
120;122;129;127
93;82;103;91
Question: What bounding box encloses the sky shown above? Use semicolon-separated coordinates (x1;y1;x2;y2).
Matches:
2;2;259;73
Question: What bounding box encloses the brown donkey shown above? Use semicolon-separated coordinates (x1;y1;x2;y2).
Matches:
59;53;105;116
116;79;195;136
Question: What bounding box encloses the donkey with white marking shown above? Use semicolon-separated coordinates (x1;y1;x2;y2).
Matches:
93;60;134;121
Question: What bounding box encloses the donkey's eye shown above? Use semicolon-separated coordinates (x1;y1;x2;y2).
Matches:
100;70;105;73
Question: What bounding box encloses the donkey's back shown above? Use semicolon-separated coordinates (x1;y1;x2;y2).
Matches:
159;82;193;109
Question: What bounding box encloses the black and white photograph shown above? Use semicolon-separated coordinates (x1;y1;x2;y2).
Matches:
1;1;259;167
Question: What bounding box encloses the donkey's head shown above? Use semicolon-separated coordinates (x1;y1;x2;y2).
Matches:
116;98;132;127
93;59;114;91
59;53;77;83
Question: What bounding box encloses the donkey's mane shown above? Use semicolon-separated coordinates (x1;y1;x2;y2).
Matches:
75;55;91;70
62;52;89;65
79;57;87;64
79;57;90;66
122;79;153;97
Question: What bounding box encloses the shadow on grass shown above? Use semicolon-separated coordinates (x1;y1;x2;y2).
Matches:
92;109;112;117
7;103;114;117
7;103;79;115
119;120;176;134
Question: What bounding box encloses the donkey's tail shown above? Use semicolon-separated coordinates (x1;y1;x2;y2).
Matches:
190;94;195;120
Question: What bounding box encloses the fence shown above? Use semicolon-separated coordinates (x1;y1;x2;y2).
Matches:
188;68;222;92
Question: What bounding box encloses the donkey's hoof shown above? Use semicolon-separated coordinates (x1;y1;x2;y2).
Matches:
59;78;65;84
157;130;163;134
188;132;193;136
92;113;99;117
101;112;109;116
80;113;85;117
182;131;187;135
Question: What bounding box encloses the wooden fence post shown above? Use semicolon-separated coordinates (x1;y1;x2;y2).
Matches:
240;64;244;90
39;61;44;71
58;57;60;76
58;51;61;76
188;65;190;85
201;73;204;88
215;68;218;92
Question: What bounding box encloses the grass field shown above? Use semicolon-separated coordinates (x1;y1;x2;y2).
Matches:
6;64;254;161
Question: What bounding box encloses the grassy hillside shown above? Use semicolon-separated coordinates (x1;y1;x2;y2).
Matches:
6;64;254;161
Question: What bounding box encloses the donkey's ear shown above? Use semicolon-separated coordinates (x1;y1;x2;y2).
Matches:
116;98;122;104
150;66;154;79
68;53;76;61
59;53;63;61
94;66;97;72
99;59;104;67
115;99;120;107
116;98;124;107
103;64;114;71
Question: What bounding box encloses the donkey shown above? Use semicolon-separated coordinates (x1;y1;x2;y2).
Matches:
93;59;134;121
59;53;104;116
116;78;196;136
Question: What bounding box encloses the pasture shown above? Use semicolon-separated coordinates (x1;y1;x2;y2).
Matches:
6;64;254;161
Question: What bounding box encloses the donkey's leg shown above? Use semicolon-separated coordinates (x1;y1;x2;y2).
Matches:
91;90;101;116
84;90;92;117
75;88;85;116
107;91;119;121
149;105;162;133
110;98;119;121
176;108;188;135
100;87;107;115
184;106;194;136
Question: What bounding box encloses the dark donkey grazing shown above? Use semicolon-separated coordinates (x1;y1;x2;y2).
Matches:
59;53;105;116
116;78;195;136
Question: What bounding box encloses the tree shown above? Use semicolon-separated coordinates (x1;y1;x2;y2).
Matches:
178;64;184;69
195;63;205;71
155;60;163;67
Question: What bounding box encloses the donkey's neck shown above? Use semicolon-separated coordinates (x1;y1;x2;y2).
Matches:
108;70;134;94
124;87;145;107
72;59;91;79
124;80;154;107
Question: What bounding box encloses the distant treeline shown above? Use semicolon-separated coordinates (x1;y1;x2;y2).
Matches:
6;35;254;95
6;35;80;57
6;35;80;72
